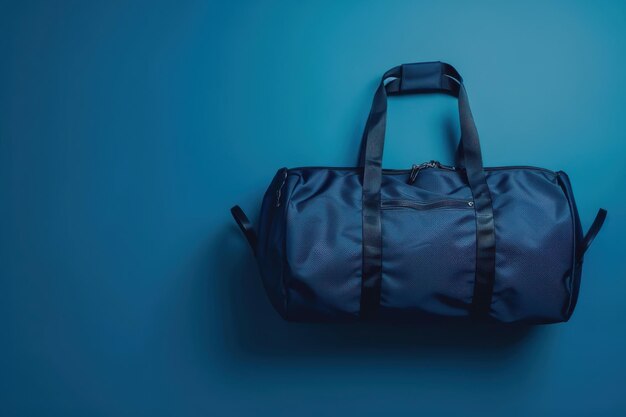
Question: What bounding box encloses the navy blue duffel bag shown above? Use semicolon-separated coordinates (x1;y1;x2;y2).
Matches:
231;62;607;324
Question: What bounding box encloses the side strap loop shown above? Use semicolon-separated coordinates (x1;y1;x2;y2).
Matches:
230;205;258;256
577;208;607;261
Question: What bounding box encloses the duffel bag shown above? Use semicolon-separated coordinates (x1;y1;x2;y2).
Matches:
230;61;607;324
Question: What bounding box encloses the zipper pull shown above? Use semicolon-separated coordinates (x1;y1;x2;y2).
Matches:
408;160;439;184
437;162;456;171
408;164;420;184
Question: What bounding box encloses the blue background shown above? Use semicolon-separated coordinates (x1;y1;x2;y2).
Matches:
1;1;625;416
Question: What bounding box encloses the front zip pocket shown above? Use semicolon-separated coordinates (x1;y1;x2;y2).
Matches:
381;199;474;210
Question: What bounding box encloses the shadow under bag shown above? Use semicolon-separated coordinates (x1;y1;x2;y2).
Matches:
231;62;607;324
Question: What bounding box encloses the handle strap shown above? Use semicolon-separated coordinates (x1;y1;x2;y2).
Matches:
358;62;496;319
385;61;462;96
577;208;607;261
230;205;257;256
357;62;463;167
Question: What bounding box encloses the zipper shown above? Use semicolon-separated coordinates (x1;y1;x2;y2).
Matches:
408;160;456;184
286;164;555;175
382;198;474;210
275;169;288;207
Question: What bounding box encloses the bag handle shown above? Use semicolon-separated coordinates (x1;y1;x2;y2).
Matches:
357;62;463;167
385;61;462;96
358;62;496;319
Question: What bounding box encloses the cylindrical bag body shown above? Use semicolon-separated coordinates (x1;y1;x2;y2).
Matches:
233;62;606;324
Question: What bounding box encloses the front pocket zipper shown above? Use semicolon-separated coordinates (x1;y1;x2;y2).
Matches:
382;199;474;210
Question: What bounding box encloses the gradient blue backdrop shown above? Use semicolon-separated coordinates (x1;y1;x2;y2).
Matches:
1;1;625;416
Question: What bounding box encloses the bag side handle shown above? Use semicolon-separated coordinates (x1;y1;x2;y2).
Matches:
577;208;607;261
230;205;257;256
